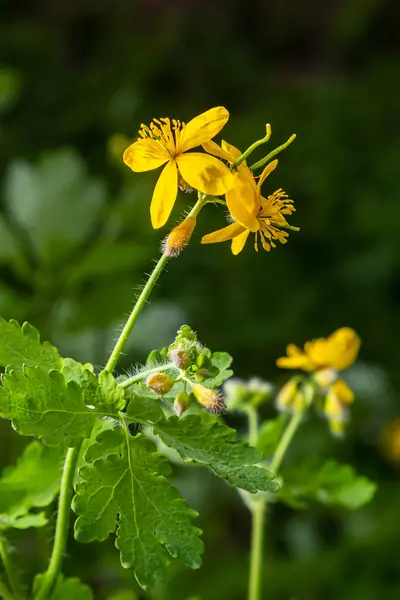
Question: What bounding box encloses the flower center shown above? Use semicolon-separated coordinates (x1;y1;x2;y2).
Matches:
254;189;295;252
138;118;185;157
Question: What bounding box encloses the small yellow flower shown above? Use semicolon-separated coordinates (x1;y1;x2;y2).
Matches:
324;379;354;436
276;328;360;372
201;152;297;255
123;107;233;229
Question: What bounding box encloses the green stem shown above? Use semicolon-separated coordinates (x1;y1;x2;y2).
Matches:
233;124;272;168
0;580;14;600
34;446;81;600
250;134;296;171
118;362;178;389
247;407;259;448
104;252;170;373
270;409;303;473
0;534;24;600
105;193;207;374
248;501;265;600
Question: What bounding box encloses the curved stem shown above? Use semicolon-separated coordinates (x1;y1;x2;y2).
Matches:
105;252;170;373
250;134;296;171
0;534;24;599
34;446;81;600
118;362;178;389
270;409;303;473
248;501;265;600
105;193;207;374
0;580;14;600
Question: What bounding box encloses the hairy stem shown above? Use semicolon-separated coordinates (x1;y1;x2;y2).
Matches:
105;193;207;374
104;252;170;373
118;362;178;389
0;534;24;600
34;446;81;600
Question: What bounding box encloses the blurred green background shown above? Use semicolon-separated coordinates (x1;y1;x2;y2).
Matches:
0;0;399;598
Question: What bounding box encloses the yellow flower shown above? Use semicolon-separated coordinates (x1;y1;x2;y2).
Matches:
276;328;360;372
200;145;297;254
123;107;233;229
324;379;354;436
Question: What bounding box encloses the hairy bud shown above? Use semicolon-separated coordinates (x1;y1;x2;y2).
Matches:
169;348;191;370
174;391;189;417
191;384;225;414
163;217;197;258
275;379;299;413
146;373;174;396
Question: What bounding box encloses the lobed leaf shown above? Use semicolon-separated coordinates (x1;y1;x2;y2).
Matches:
152;415;279;493
0;317;61;371
0;366;113;446
33;575;93;600
0;441;65;530
278;459;377;510
73;426;203;589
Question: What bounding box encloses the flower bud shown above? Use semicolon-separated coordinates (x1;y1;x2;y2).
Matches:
324;387;350;437
191;384;225;414
276;379;299;413
146;373;174;396
169;348;191;370
163;217;197;258
314;368;338;390
174;391;189;417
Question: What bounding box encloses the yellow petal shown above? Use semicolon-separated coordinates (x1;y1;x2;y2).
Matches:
330;378;355;404
176;152;233;196
221;140;242;160
257;159;278;191
231;229;250;255
226;171;259;231
123;139;169;172
276;355;314;370
150;160;178;229
326;327;361;370
202;139;233;162
202;222;245;244
178;107;229;153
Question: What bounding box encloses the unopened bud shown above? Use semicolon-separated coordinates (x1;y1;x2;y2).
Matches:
192;384;225;414
174;391;189;416
276;379;298;413
146;373;174;396
163;217;197;258
314;368;338;390
169;348;191;370
324;388;350;437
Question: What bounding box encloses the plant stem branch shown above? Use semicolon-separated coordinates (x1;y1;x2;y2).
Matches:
0;534;24;600
270;409;303;473
248;500;265;600
104;252;170;373
118;362;178;389
250;133;296;171
34;446;81;600
247;407;259;448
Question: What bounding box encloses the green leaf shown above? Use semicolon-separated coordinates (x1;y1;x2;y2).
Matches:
73;426;203;589
34;576;93;600
0;366;111;446
279;460;377;510
4;149;107;262
0;441;65;529
62;359;126;411
257;414;288;457
126;386;164;423
0;317;61;371
0;215;20;263
152;415;279;493
206;352;233;388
